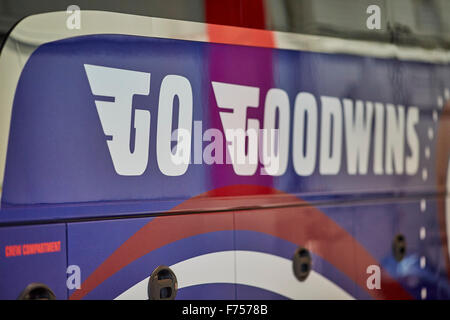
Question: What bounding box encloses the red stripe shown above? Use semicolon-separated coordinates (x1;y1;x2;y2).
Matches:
207;24;275;48
234;201;411;300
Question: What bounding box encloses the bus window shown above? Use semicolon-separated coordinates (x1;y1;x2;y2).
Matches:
388;0;449;48
264;0;450;49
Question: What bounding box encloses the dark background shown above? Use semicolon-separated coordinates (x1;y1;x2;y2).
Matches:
0;0;449;50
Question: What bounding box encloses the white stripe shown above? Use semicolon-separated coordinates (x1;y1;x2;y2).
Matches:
115;250;354;300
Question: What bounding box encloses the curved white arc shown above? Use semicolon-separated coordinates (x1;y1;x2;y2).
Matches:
115;250;235;300
115;250;354;300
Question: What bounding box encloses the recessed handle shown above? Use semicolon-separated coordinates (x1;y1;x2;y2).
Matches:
147;266;178;300
293;247;312;282
17;283;56;300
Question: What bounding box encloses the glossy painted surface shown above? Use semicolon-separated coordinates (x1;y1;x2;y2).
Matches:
1;33;448;218
0;12;449;300
68;213;234;300
60;190;448;300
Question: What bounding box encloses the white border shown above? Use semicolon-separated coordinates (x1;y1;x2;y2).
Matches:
1;10;449;200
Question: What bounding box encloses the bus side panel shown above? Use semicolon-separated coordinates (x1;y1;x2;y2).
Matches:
0;224;67;300
353;197;450;300
67;213;235;300
234;206;358;300
234;199;450;300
